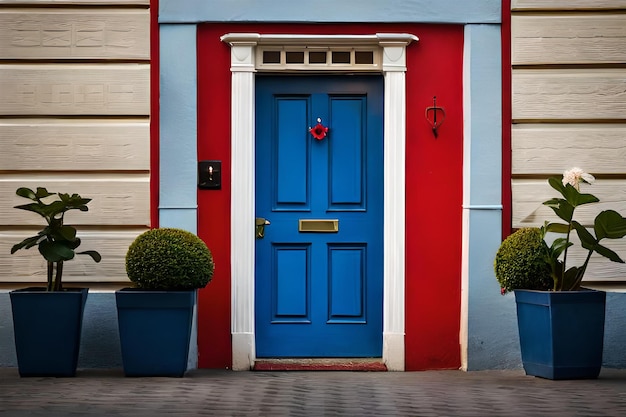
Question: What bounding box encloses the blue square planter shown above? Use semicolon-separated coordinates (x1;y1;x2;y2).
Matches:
10;288;88;377
115;289;196;377
514;289;606;380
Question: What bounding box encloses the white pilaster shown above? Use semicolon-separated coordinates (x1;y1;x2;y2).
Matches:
222;35;257;370
379;34;415;371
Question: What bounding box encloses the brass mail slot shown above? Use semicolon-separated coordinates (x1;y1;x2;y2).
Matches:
299;219;339;233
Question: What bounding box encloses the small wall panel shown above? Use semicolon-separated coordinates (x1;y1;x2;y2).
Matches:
512;15;626;65
0;9;149;60
512;0;626;10
0;64;149;116
512;179;626;228
1;175;150;226
512;69;626;121
0;229;145;283
0;118;149;171
512;124;626;175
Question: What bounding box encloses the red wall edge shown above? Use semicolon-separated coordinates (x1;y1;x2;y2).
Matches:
195;23;464;370
150;0;159;228
196;25;233;368
502;0;513;239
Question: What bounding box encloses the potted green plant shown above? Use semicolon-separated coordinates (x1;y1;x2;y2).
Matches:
495;168;626;380
115;227;214;377
9;187;101;377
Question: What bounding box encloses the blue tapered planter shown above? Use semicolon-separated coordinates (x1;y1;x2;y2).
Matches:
115;289;196;377
514;289;606;380
10;288;88;377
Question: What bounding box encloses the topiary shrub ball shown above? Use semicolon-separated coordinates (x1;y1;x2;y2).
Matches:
494;227;552;293
126;228;214;290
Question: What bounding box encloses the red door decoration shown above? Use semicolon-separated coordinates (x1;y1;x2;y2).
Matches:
309;117;329;140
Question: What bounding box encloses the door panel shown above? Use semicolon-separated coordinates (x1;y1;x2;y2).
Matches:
255;75;383;357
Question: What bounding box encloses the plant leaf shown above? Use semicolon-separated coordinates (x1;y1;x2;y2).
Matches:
550;237;573;259
78;250;102;263
594;210;626;240
13;202;48;217
572;221;598;251
39;240;75;262
562;266;580;291
10;235;42;253
57;225;77;241
543;198;574;223
545;222;570;234
35;187;54;199
15;187;37;201
593;243;625;263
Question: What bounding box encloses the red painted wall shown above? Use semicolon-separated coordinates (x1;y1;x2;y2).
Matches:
404;25;464;370
195;23;464;370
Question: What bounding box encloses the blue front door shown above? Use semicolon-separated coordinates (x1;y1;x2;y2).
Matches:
255;75;383;357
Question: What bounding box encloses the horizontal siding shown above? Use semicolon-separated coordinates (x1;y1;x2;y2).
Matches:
512;69;626;121
510;3;626;283
0;2;151;286
512;124;626;175
0;230;146;283
0;8;149;60
1;175;150;226
512;0;626;10
0;64;149;115
0;118;149;171
512;14;626;65
512;179;626;228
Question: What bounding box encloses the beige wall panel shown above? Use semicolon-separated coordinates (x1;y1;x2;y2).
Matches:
0;118;149;171
512;179;626;228
512;0;626;10
0;64;149;115
512;69;626;121
0;229;146;283
0;9;149;60
512;124;626;175
512;15;626;65
0;175;150;226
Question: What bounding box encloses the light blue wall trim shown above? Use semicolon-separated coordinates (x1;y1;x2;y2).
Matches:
159;24;198;234
159;0;501;24
462;24;511;370
463;24;502;208
159;208;198;234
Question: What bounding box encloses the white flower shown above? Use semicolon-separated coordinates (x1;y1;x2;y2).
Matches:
562;167;595;190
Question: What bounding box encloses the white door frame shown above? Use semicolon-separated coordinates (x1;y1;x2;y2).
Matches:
221;33;417;370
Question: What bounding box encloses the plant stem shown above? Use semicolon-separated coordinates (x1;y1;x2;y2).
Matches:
560;227;573;291
53;261;63;291
46;261;53;292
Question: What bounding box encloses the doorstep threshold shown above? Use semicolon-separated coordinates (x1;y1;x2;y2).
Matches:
253;358;387;371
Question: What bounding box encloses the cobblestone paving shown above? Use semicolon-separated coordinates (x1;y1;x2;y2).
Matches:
2;368;626;416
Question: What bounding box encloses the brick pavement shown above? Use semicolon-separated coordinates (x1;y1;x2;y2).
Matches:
2;367;626;416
